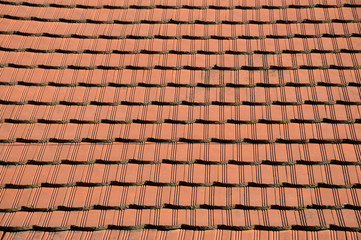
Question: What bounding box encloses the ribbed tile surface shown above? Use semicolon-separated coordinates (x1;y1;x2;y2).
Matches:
0;0;361;238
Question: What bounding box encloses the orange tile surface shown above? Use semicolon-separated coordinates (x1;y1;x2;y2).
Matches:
0;0;361;238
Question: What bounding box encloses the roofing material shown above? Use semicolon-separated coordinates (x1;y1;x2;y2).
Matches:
0;0;360;239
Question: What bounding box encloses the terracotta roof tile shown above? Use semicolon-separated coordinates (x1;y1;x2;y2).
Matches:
0;0;360;237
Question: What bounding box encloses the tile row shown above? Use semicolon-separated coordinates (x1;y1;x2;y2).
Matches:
0;209;360;231
1;105;360;124
0;85;359;105
1;52;360;69
0;161;360;187
1;36;360;54
0;68;359;86
0;142;359;164
2;229;360;240
1;0;358;8
0;19;358;38
0;122;359;143
2;0;355;7
1;186;361;211
0;5;358;22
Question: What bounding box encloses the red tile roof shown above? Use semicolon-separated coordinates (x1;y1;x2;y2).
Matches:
0;0;361;238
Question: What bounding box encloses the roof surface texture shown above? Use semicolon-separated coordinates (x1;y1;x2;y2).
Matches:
0;0;360;239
